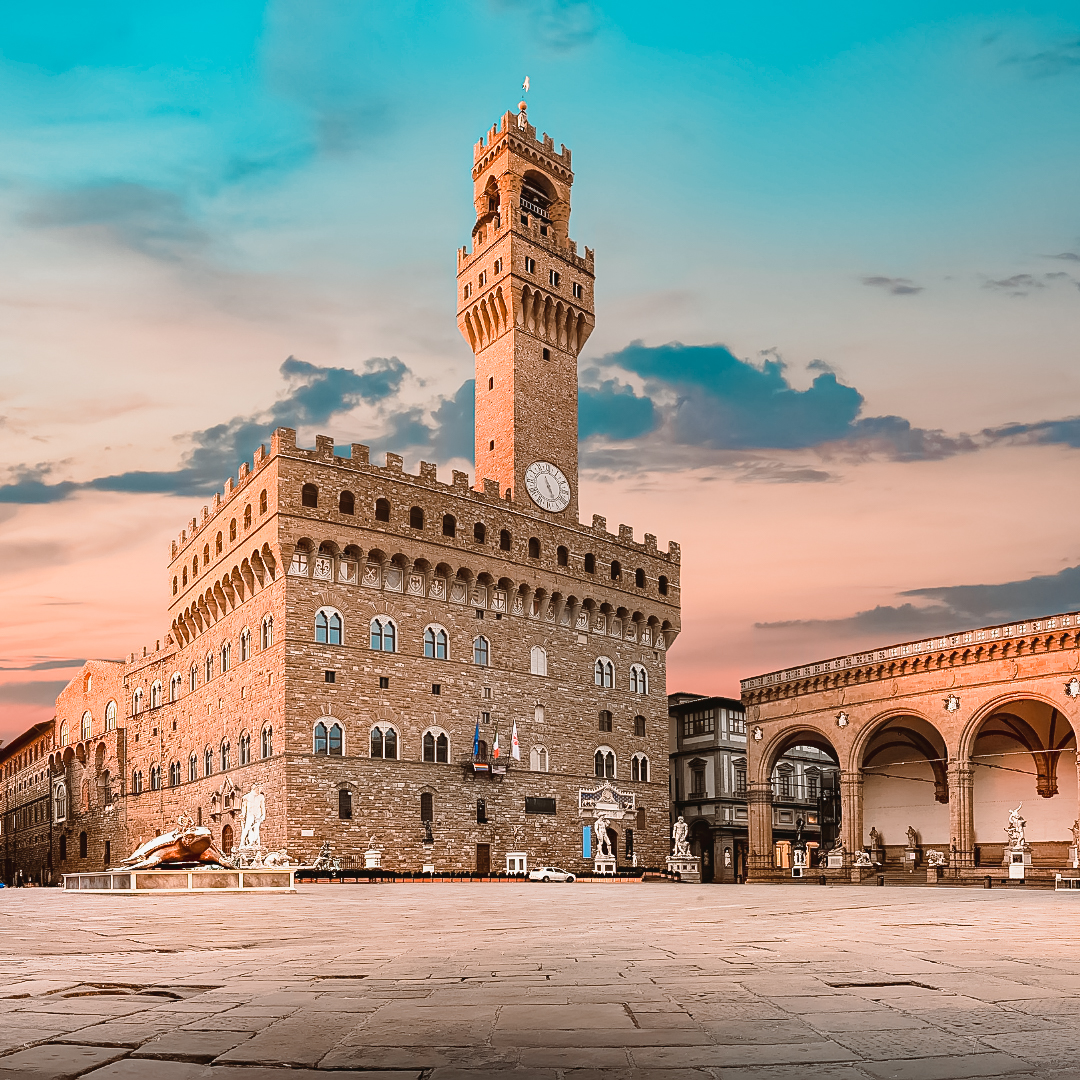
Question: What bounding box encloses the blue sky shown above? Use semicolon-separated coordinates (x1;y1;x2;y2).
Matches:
2;1;1080;738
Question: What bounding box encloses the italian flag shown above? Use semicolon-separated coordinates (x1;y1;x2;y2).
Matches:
492;727;500;759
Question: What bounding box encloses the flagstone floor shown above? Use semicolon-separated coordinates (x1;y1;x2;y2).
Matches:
1;882;1079;1079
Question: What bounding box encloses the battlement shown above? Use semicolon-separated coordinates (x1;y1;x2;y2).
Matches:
473;106;572;173
456;214;595;273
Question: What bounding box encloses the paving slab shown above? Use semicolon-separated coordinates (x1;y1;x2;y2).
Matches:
0;1043;128;1077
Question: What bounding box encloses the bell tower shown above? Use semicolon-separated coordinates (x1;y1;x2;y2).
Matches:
457;100;594;519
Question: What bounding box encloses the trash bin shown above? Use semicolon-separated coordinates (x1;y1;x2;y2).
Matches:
819;874;827;885
878;874;885;887
984;875;992;889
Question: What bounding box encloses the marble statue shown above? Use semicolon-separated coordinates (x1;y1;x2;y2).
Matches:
261;850;291;868
1071;819;1080;849
311;841;340;871
239;784;266;850
594;814;613;858
906;826;918;848
869;826;882;848
925;849;947;868
672;816;690;857
1005;804;1027;850
120;815;233;870
853;850;873;868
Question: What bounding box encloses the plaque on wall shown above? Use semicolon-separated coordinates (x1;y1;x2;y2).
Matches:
408;573;424;595
577;610;590;630
337;561;356;584
492;589;506;611
610;618;622;637
313;556;333;581
429;577;446;600
384;568;403;592
362;563;381;588
512;595;524;615
451;581;467;604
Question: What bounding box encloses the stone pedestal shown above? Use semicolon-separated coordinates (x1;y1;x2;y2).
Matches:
1005;848;1031;879
826;853;844;869
904;846;921;872
666;855;700;883
364;848;382;869
927;866;943;883
594;857;616;876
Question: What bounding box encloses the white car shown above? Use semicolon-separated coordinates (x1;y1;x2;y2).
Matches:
528;866;576;883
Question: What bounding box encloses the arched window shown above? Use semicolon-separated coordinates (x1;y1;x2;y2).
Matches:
528;537;541;559
530;745;549;772
370;617;396;652
631;753;650;783
476;739;488;763
220;643;230;673
328;723;343;755
339;789;352;819
220;740;230;772
182;567;188;586
230;518;237;541
375;498;391;522
149;766;161;792
629;664;649;695
239;732;251;766
169;761;180;787
611;560;621;581
423;730;450;763
635;568;646;588
261;615;273;650
634;714;646;737
384;726;397;759
473;635;490;667
316;608;344;645
259;489;267;514
530;646;547;676
473;522;486;543
424;625;448;659
170;673;182;702
150;681;162;709
594;747;616;779
244;504;251;530
203;543;210;564
172;576;178;596
59;720;69;747
339;490;355;515
79;830;88;858
54;781;68;822
105;701;117;731
584;553;596;574
80;711;92;741
204;746;213;777
658;575;669;596
132;688;143;715
442;514;456;537
370;726;383;758
499;529;511;551
421;792;434;822
205;653;213;683
188;753;197;782
301;483;318;508
189;664;198;692
216;531;223;554
240;629;251;662
557;545;569;566
409;505;424;529
192;555;198;577
314;722;327;755
261;724;273;758
594;657;614;688
423;731;435;761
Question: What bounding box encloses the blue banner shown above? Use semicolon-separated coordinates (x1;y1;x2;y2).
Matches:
582;825;591;859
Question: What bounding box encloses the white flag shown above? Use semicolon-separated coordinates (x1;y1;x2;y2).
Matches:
511;720;520;760
522;75;530;94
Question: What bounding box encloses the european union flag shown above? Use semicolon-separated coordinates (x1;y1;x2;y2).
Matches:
473;718;480;758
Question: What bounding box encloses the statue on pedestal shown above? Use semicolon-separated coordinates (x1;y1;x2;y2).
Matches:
926;849;948;868
120;815;233;870
594;814;613;858
906;825;919;849
1005;804;1027;850
239;784;266;851
852;850;873;868
672;816;690;857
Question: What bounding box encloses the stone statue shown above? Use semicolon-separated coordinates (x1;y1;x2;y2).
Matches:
1005;804;1027;850
594;814;613;858
1071;819;1080;849
906;826;918;848
793;816;805;849
311;841;340;871
120;815;233;870
853;850;873;867
239;784;266;850
262;850;291;868
672;816;690;857
869;826;882;848
925;849;947;868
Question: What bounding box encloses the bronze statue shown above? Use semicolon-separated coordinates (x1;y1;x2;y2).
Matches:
119;815;234;870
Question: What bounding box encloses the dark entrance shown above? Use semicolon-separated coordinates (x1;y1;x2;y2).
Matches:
606;828;619;867
476;843;490;875
221;824;234;854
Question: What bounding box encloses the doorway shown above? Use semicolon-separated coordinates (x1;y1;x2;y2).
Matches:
476;843;490;875
221;824;234;854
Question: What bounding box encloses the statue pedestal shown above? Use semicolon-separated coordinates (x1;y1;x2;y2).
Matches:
904;846;921;872
364;848;382;869
826;854;844;869
666;855;700;883
1005;848;1031;879
234;846;264;868
926;866;943;883
594;857;616;876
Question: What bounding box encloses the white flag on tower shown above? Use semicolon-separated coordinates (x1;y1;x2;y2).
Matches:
522;75;530;93
511;720;520;760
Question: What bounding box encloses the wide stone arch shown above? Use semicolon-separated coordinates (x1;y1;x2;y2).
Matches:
755;723;839;787
956;688;1071;761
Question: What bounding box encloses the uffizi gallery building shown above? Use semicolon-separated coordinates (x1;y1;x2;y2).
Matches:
0;100;681;885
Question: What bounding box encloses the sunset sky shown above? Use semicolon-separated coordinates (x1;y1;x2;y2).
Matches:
3;1;1080;745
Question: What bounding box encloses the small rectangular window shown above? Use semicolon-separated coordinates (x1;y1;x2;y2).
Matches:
325;670;336;683
477;798;487;823
549;270;560;287
432;683;441;695
494;259;502;273
525;256;536;274
338;789;352;819
525;797;557;815
463;283;471;299
481;711;490;724
482;686;492;699
573;282;583;299
488;376;494;390
520;213;528;226
379;676;389;689
475;609;484;619
542;348;550;360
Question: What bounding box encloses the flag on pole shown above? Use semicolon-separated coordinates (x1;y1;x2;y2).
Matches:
492;726;500;760
473;717;480;758
522;75;530;93
511;720;520;760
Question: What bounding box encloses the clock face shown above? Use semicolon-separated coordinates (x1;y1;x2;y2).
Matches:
524;460;571;513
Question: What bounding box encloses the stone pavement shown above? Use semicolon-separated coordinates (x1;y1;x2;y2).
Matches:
1;882;1080;1079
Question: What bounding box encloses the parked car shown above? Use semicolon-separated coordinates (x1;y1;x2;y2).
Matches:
528;866;575;883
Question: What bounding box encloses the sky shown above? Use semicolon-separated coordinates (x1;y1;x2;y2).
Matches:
2;1;1080;744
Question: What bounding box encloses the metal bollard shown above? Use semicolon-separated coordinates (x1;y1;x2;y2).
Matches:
984;875;992;889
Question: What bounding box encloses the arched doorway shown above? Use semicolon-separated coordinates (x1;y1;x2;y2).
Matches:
606;827;619;868
221;824;234;855
689;819;715;882
859;713;949;867
968;699;1076;869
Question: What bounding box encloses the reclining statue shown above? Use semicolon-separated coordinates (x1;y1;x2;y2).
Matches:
119;815;235;870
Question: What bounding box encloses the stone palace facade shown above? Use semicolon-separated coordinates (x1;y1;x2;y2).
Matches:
0;100;681;883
